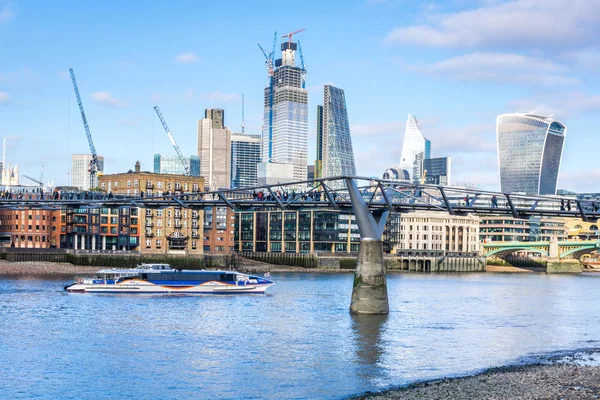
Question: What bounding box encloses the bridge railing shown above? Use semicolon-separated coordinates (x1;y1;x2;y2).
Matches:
0;176;597;221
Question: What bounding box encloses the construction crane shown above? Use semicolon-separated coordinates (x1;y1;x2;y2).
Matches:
258;31;277;162
23;174;43;187
153;106;190;175
69;68;100;188
281;28;305;44
297;40;306;89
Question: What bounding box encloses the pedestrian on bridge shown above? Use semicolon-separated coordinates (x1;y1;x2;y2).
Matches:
560;199;565;211
566;200;572;211
464;194;470;207
491;195;498;208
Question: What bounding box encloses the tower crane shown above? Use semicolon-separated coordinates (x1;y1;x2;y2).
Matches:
258;31;277;162
23;175;43;187
153;106;190;175
297;40;306;89
281;28;305;44
69;68;100;189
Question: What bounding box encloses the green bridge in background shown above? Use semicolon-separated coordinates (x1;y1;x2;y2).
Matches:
482;240;600;260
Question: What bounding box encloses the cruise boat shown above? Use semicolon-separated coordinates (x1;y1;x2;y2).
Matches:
64;263;274;294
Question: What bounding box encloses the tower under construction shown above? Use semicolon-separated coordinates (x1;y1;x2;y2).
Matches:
261;30;308;182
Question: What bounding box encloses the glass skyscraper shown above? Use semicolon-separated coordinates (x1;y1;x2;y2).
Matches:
317;85;356;185
399;114;430;183
153;154;200;176
230;133;261;189
497;113;566;195
261;40;308;182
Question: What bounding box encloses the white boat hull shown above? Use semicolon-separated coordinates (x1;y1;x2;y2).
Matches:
66;279;273;294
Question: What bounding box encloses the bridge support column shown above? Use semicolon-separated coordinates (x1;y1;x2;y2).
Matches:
345;178;389;315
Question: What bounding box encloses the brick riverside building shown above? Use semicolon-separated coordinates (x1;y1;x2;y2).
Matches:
0;209;58;248
98;163;205;256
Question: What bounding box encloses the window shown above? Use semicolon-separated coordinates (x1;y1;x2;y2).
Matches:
156;239;162;248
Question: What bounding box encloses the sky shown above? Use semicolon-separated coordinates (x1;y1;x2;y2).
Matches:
1;0;600;192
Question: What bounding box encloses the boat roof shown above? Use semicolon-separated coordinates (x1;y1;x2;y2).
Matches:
95;268;251;275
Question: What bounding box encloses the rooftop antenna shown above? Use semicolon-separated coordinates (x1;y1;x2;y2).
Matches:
241;93;245;134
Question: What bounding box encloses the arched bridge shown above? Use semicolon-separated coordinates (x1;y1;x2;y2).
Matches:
482;240;600;260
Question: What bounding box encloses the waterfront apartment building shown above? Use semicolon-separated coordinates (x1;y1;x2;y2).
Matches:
399;115;430;183
98;163;205;256
317;85;356;187
198;108;231;190
204;206;235;254
479;216;567;243
72;154;104;190
0;209;59;249
235;210;359;254
230;133;261;189
262;39;308;182
154;154;200;176
497;113;566;195
57;206;140;251
384;211;480;254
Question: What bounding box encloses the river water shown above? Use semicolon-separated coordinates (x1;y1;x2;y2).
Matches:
1;272;600;399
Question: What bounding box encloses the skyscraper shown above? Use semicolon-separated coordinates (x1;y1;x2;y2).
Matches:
399;114;430;183
497;113;566;195
230;133;261;189
423;157;451;185
71;154;104;190
261;37;308;182
317;85;356;184
154;154;200;176
198;108;231;190
315;105;323;179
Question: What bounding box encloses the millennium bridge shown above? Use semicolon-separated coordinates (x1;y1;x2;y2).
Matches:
5;176;598;315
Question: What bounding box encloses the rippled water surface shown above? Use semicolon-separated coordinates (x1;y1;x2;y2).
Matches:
1;272;600;399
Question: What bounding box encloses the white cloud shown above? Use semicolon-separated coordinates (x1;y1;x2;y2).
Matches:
90;92;126;108
175;51;201;64
557;169;600;193
0;3;15;23
386;0;600;49
412;52;579;86
0;92;10;104
421;121;497;154
508;91;600;118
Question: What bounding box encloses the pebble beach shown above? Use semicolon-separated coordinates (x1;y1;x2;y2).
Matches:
353;351;600;400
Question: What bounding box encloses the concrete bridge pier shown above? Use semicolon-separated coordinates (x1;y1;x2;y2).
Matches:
345;178;389;315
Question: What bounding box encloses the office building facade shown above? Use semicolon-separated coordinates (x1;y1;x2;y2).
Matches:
154;154;200;176
423;157;451;185
230;133;261;189
384;211;480;254
262;40;308;182
318;85;356;185
497;113;566;195
235;210;359;254
479;215;567;242
72;154;104;190
198;108;231;190
399;115;430;183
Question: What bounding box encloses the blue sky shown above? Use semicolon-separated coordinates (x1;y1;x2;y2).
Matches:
1;0;599;191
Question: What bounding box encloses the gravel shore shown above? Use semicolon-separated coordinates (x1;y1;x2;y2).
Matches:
0;260;99;275
352;352;600;400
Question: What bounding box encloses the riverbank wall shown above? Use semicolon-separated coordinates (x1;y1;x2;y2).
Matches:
0;249;240;270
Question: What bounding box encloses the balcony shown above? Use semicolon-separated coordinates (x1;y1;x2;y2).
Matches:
145;222;154;228
145;183;154;189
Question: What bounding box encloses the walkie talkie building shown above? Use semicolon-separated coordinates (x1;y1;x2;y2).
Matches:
496;113;566;195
